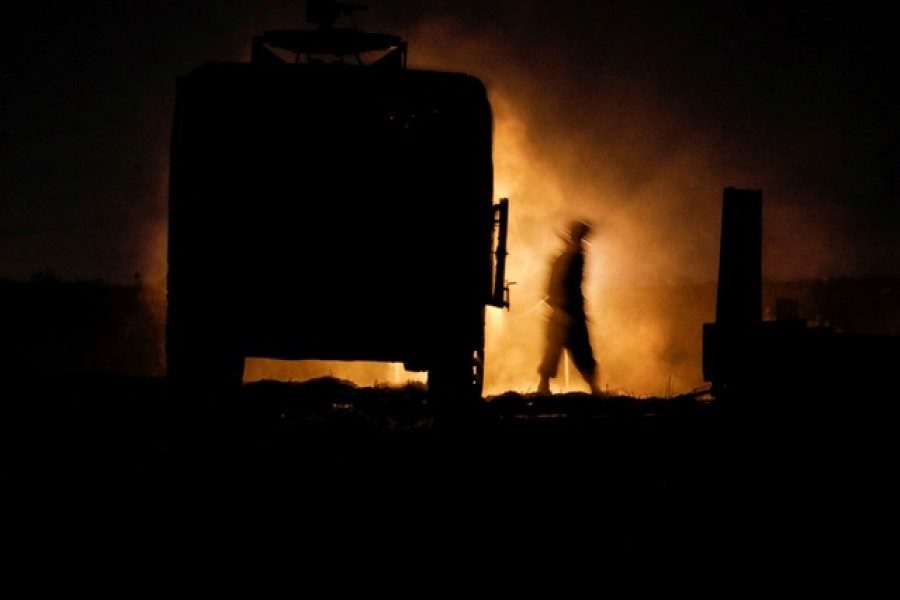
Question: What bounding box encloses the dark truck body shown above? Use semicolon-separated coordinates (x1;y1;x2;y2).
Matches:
166;28;509;407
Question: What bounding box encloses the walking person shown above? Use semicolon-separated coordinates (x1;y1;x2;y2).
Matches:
537;219;602;396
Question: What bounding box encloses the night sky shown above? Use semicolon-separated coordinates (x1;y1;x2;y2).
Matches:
2;1;898;394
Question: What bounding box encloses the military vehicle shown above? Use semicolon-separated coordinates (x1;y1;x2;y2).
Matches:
166;3;510;413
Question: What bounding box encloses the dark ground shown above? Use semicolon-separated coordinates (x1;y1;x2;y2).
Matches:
8;372;896;587
2;278;895;586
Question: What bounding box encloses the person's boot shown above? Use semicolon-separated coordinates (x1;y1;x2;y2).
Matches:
537;376;551;395
586;373;602;396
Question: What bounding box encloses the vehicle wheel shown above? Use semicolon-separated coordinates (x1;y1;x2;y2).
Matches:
166;303;243;398
428;347;484;427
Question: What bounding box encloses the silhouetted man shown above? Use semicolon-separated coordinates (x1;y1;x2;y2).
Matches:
537;219;602;396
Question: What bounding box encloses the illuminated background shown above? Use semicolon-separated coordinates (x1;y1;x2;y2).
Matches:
2;2;897;396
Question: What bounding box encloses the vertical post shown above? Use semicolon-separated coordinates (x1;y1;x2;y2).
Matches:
705;187;763;393
716;187;762;330
491;198;510;309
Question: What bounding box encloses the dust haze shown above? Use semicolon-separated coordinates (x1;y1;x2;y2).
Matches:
7;2;890;397
248;5;892;396
244;4;886;397
247;13;720;396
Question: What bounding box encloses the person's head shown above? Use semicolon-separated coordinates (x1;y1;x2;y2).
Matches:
568;219;592;244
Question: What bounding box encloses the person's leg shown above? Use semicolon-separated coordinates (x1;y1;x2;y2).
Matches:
568;317;601;395
585;370;602;396
537;375;551;395
537;311;567;394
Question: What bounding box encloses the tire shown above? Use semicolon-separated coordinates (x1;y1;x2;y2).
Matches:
428;347;484;426
166;296;244;398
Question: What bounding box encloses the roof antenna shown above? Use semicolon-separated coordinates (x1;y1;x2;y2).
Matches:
306;0;368;29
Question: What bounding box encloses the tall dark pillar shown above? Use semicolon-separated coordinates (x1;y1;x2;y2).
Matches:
715;187;762;330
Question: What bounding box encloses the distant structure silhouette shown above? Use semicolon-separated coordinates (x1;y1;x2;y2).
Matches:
537;219;601;396
703;186;900;402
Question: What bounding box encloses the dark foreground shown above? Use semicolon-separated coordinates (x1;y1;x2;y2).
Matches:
8;374;895;586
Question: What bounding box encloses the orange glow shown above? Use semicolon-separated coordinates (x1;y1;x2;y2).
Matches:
400;18;725;397
244;359;426;387
239;84;717;397
481;93;717;397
